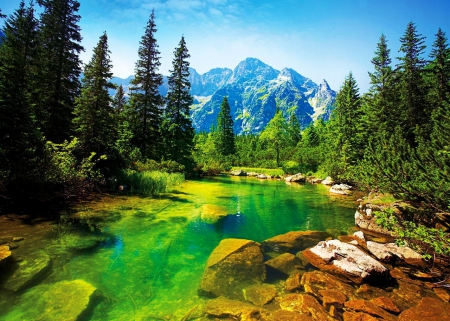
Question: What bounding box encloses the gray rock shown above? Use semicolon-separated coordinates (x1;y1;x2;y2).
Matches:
230;169;247;176
321;176;335;185
366;241;423;265
330;184;353;195
285;173;306;183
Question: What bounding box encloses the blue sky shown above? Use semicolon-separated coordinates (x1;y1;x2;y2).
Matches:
2;0;450;93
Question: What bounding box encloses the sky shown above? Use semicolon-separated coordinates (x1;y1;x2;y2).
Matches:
2;0;450;93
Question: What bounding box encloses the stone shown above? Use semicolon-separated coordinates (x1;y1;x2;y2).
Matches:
285;273;303;291
344;300;397;321
302;240;389;283
266;309;313;321
262;231;331;253
0;245;11;264
353;231;365;242
319;289;348;308
322;177;335;185
258;174;268;179
5;279;98;321
12;237;24;242
366;241;423;266
354;205;395;236
343;311;380;321
390;278;436;311
230;169;247;176
3;251;52;292
265;253;298;275
355;284;388;300
434;287;450;302
200;204;229;223
330;184;353;195
203;296;262;319
370;296;401;314
301;270;357;300
285;173;306;183
398;297;450;321
279;293;335;320
200;238;266;298
242;283;277;306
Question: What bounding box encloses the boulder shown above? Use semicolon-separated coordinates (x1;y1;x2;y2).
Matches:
285;173;306;183
370;297;401;314
301;270;357;300
319;289;348;309
279;293;335;320
285;272;303;291
242;283;277;306
0;245;11;264
366;241;423;265
329;184;353;195
344;300;397;321
302;240;388;283
398;297;450;321
199;238;266;298
265;253;298;275
265;309;314;321
258;174;268;179
262;231;332;253
230;169;247;176
321;177;335;185
5;279;98;321
355;210;395;236
343;311;381;321
3;251;52;292
307;177;323;184
203;296;262;319
199;204;230;224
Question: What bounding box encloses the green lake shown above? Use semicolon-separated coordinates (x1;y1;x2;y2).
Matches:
0;176;357;320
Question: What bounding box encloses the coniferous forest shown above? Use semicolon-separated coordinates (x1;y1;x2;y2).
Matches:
0;1;449;256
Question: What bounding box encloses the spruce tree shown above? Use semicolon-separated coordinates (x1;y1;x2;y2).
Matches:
288;113;302;146
72;32;116;159
429;28;450;106
216;96;236;156
161;36;195;169
0;1;43;188
113;84;126;114
128;9;164;160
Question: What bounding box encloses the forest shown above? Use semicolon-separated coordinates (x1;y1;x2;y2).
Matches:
0;2;449;256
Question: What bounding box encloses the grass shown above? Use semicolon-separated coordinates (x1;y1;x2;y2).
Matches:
115;170;185;196
231;167;285;177
365;193;400;205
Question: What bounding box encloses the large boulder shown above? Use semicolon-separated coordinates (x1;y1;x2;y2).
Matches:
302;240;389;283
355;209;395;236
279;293;335;320
344;299;397;321
366;241;424;266
398;297;450;321
301;270;357;300
265;253;298;276
285;173;306;183
262;231;332;253
321;177;335;185
242;283;277;306
329;184;353;195
0;245;11;265
200;238;266;298
230;169;247;176
203;296;263;319
4;279;98;321
200;204;230;224
3;251;52;292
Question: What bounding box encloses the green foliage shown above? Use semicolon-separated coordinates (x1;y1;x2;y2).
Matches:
282;161;300;174
230;167;284;177
135;159;185;173
216;97;236;156
114;170;184;196
259;110;290;167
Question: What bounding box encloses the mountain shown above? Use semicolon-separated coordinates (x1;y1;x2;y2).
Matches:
111;57;336;134
109;75;169;98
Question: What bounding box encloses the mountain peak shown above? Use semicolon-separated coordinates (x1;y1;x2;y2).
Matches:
230;57;279;84
319;79;331;91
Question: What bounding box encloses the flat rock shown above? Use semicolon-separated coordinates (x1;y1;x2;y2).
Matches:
343;311;380;321
4;279;98;321
242;283;277;306
285;173;306;183
344;299;397;321
285;272;303;291
355;284;389;300
330;184;353;195
398;297;450;321
279;293;336;320
366;241;423;266
265;253;298;275
262;231;332;253
319;289;348;308
322;177;335;185
200;238;265;298
200;204;229;223
265;309;314;321
303;240;388;283
0;245;11;264
230;169;247;176
3;251;52;292
301;270;357;300
434;287;450;302
370;296;401;314
203;296;262;319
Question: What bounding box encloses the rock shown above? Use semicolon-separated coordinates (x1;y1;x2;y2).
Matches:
366;241;424;266
390;279;432;310
266;309;314;321
230;169;247;176
12;237;24;242
370;296;401;314
355;204;396;236
434;287;450;302
199;238;266;298
203;296;262;319
398;297;450;321
5;279;98;321
355;284;389;300
3;251;52;292
344;300;397;321
285;273;303;291
247;172;259;177
262;231;332;253
343;311;380;321
279;293;335;320
322;176;335;185
319;289;347;308
307;177;323;184
265;253;298;275
285;173;306;183
301;270;357;300
200;204;229;223
8;242;19;249
302;240;389;283
353;231;365;242
258;174;268;179
330;184;353;195
0;245;12;264
242;283;277;306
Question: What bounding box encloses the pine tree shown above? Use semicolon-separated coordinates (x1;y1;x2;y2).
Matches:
35;0;84;143
216;96;236;156
128;9;163;160
288;113;302;146
259;110;290;167
162;36;195;169
72;32;116;159
429;28;450;106
397;22;429;144
0;1;43;188
112;84;126;114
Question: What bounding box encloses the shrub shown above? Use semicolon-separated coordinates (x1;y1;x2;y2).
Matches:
115;170;184;196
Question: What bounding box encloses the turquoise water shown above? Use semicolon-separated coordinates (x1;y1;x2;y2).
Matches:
1;176;357;320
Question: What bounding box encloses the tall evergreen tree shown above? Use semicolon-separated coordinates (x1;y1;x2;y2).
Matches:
429;28;450;106
128;9;164;160
72;32;116;159
0;1;43;188
35;0;84;143
216;96;236;156
112;84;126;114
288;113;302;146
397;22;429;144
162;36;195;169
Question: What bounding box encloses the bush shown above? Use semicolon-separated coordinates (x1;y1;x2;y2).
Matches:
114;170;185;195
282;161;300;174
135;159;185;173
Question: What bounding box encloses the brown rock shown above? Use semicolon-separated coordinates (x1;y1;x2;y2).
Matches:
0;245;11;263
285;273;303;291
203;296;262;319
262;231;332;253
370;297;401;314
434;287;450;302
301;270;357;300
355;284;388;300
200;204;229;223
344;300;397;321
265;253;298;275
279;293;336;320
243;284;277;306
319;289;348;308
303;240;388;283
398;297;450;321
200;238;266;298
266;310;313;321
366;241;424;266
343;311;380;321
390;279;431;310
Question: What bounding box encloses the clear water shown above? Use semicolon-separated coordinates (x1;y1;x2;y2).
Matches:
1;176;357;320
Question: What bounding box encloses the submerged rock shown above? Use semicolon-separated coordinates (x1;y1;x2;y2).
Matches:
203;296;262;319
242;283;277;306
199;238;265;298
398;297;450;320
0;245;11;264
301;270;357;300
265;252;298;276
200;204;230;223
344;299;397;321
262;231;332;253
279;293;335;320
303;240;388;283
3;251;52;292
